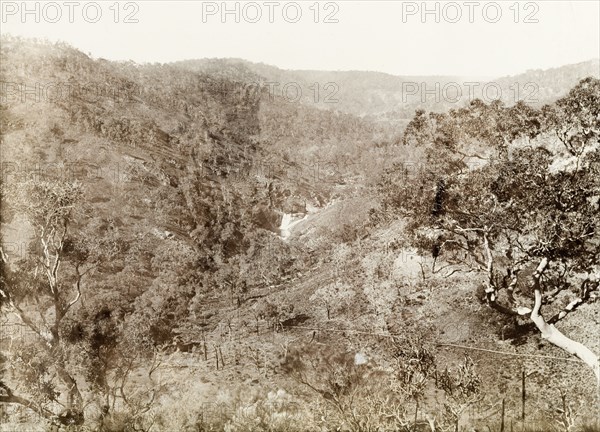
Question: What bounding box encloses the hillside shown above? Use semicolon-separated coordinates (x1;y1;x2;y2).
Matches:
493;59;600;105
1;36;599;432
176;57;600;120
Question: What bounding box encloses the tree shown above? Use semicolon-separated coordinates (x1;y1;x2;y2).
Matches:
283;335;482;431
310;281;354;320
437;357;482;429
542;77;599;157
0;179;160;425
283;344;408;432
1;180;88;424
382;78;600;380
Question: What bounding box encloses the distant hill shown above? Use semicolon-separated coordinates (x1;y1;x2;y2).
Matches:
492;59;600;105
175;58;467;122
175;58;600;121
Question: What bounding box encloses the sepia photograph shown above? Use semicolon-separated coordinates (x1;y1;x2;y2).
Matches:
0;1;599;431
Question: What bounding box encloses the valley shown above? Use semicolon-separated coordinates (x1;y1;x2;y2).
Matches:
1;35;599;432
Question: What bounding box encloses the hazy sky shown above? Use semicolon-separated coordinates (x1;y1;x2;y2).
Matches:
2;1;599;77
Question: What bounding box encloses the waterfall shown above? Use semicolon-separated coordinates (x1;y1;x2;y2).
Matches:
279;213;307;240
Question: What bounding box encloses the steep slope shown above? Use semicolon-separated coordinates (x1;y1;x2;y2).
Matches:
0;36;391;342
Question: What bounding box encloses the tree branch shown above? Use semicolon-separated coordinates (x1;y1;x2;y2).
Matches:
0;383;53;419
547;278;599;324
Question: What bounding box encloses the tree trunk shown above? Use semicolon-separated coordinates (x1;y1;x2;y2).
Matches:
530;288;600;381
529;259;600;381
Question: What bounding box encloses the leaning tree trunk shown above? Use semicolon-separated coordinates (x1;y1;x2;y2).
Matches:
530;289;600;381
529;259;600;381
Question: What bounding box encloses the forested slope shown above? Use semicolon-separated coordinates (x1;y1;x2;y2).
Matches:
1;36;599;431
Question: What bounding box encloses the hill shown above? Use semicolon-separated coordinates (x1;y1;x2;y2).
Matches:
176;57;600;120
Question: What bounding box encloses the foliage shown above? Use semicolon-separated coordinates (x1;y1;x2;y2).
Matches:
380;78;600;306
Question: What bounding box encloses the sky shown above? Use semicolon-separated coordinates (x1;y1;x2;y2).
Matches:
1;1;599;77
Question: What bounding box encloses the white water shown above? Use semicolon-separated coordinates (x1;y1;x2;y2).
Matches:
279;213;308;240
